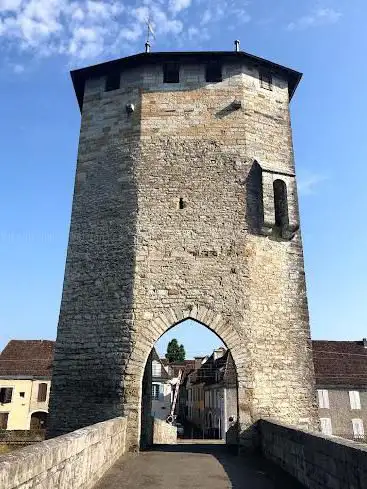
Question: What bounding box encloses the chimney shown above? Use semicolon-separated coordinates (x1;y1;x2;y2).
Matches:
213;347;226;361
145;41;151;53
234;40;240;52
363;338;367;348
194;356;204;370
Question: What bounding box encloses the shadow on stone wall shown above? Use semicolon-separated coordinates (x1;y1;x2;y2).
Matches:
245;161;264;234
47;94;142;438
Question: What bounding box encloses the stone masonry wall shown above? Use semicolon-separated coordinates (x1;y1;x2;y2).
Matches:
153;418;177;445
48;56;317;451
0;417;127;489
260;418;367;488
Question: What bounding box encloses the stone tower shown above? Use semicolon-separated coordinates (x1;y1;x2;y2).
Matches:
48;47;317;450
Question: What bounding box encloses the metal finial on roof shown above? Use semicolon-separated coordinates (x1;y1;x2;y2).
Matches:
145;14;155;53
234;40;240;52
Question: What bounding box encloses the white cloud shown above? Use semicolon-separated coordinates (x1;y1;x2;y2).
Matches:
288;8;342;31
12;63;24;73
0;0;253;65
0;0;22;11
169;0;191;14
298;173;327;196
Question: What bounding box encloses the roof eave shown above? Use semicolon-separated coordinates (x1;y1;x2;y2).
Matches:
70;50;302;112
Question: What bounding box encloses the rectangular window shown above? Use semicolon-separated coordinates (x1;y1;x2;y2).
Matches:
349;391;361;410
163;63;180;83
105;71;120;92
260;70;272;91
205;61;222;83
352;418;364;437
37;383;48;402
0;387;13;404
152;362;162;377
0;412;9;430
320;418;332;436
317;389;329;409
152;384;160;400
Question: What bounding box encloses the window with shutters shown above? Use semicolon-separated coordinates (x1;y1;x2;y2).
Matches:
0;412;9;430
352;418;364;437
37;383;48;402
317;389;330;409
0;387;13;404
260;70;272;90
320;418;332;435
152;361;161;377
152;384;160;400
349;391;361;410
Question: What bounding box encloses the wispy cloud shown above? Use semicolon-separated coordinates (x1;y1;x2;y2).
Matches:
297;173;327;196
287;7;342;31
0;0;252;66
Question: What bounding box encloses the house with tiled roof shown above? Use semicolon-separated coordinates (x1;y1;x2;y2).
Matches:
185;347;237;441
0;340;55;431
313;339;367;441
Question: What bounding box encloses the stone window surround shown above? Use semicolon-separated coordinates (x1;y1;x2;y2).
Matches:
259;163;299;240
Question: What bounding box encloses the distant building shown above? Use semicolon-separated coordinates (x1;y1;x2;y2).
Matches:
186;348;237;441
313;339;367;441
0;340;54;430
151;349;174;420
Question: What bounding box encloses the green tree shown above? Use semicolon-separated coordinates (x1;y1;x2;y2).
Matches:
166;339;186;363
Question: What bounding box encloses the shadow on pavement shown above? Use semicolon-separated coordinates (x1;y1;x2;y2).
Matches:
149;443;305;489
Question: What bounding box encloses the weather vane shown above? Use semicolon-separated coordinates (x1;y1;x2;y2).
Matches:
145;13;155;53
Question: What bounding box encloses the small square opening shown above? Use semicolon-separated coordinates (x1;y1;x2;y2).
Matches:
260;71;272;91
105;71;120;92
163;63;180;83
205;61;222;83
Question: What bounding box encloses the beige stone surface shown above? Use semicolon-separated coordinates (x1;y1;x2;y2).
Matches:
0;417;127;489
153;418;177;445
260;418;367;489
48;55;317;451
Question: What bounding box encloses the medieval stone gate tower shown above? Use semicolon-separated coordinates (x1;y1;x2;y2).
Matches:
48;47;317;450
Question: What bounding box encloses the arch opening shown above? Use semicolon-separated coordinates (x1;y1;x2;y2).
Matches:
30;411;48;430
139;319;239;448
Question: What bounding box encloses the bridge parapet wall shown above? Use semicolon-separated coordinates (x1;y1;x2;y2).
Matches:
260;419;367;488
153;418;177;445
0;417;127;489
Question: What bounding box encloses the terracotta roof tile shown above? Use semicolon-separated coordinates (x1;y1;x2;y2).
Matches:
0;340;55;378
312;340;367;387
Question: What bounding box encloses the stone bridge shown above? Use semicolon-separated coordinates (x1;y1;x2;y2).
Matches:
1;418;367;489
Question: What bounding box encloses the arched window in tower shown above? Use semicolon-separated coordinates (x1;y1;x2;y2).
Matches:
273;179;289;231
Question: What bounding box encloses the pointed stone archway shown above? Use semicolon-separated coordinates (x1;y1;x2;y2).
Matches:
123;305;251;451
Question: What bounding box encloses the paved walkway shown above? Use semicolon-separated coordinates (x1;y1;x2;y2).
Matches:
94;444;304;489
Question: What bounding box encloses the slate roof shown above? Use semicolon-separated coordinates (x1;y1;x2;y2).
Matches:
0;340;55;379
166;360;196;379
312;340;367;388
193;350;236;387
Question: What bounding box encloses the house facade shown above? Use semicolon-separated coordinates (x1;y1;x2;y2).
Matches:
313;339;367;441
186;348;238;441
0;340;54;431
151;349;174;421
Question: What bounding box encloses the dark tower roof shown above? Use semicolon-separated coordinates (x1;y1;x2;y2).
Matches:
71;50;302;111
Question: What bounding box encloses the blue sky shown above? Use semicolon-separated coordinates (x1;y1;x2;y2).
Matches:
0;0;366;356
